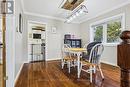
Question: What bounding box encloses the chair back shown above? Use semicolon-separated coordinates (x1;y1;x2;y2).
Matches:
62;44;71;59
87;42;101;55
88;43;104;64
64;44;71;48
82;42;101;60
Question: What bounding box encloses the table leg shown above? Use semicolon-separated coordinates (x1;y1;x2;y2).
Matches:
77;52;80;78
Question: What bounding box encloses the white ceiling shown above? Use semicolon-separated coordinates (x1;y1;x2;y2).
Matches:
22;0;130;23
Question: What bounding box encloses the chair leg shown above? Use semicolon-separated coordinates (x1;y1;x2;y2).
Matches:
74;60;76;67
98;65;104;79
61;60;64;69
70;61;73;67
93;65;96;73
67;61;70;73
78;62;82;78
90;66;93;83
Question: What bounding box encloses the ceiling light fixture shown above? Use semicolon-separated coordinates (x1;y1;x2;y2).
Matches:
65;5;88;23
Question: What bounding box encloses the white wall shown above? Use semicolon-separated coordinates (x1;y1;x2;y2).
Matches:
23;14;81;61
14;0;26;82
80;4;130;66
6;16;15;87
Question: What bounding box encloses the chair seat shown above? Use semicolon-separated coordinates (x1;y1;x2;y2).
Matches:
81;60;97;66
64;56;77;61
71;55;78;60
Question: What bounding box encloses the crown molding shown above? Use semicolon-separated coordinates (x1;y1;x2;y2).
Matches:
24;11;81;24
24;11;65;21
79;0;130;24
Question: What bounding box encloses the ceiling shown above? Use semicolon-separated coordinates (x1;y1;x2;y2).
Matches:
22;0;130;23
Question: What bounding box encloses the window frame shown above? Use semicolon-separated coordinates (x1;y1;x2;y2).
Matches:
90;13;125;46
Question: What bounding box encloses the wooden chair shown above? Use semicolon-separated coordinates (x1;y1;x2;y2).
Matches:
61;44;75;73
79;43;104;83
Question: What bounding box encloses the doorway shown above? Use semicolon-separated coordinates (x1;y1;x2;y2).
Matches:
28;21;46;62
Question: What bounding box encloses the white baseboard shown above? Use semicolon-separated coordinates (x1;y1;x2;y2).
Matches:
101;60;117;66
24;61;29;63
14;62;26;84
46;58;61;61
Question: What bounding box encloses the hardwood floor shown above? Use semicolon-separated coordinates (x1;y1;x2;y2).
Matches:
0;64;3;87
15;61;120;87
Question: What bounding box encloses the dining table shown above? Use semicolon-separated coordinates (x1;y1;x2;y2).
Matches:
68;48;86;78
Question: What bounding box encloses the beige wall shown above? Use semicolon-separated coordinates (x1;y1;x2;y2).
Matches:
80;4;130;66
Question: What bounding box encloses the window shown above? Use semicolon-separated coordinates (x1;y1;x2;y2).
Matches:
90;14;125;46
107;20;121;43
93;25;103;42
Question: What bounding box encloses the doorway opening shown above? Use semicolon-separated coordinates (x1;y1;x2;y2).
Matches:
28;21;46;62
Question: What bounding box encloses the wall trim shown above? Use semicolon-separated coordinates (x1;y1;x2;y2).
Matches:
46;58;61;61
14;62;25;84
101;60;117;66
24;12;80;24
24;11;65;21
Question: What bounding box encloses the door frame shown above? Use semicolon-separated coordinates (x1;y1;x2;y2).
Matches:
1;3;6;87
27;20;48;62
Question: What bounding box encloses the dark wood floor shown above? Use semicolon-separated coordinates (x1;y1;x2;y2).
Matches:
15;61;120;87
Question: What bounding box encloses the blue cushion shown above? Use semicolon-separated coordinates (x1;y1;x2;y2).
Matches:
82;42;101;61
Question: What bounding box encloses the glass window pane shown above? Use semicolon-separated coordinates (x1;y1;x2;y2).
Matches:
93;26;103;42
107;21;121;43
